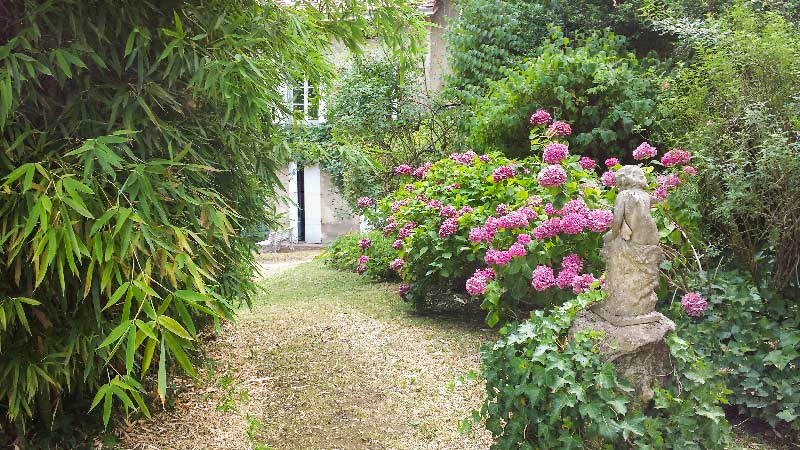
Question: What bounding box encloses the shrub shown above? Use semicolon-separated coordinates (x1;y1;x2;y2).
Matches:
360;117;696;325
481;292;733;449
322;232;398;282
666;270;800;437
470;30;670;160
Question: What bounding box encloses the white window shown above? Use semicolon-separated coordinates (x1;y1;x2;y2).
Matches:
282;79;324;123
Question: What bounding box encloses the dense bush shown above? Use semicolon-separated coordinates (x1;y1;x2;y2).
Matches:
666;270;800;437
660;4;800;291
357;116;696;325
481;292;733;449
469;31;669;160
322;231;398;282
0;0;424;438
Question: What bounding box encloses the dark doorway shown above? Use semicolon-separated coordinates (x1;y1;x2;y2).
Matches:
296;165;305;242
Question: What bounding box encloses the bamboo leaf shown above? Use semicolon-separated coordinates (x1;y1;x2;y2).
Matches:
157;315;193;340
97;320;130;349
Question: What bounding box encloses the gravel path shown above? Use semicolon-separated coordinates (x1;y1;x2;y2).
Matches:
115;261;493;450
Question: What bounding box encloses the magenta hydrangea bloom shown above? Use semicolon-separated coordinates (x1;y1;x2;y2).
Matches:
413;162;432;179
484;249;512;266
579;157;596;170
508;242;527;257
561;254;583;273
633;141;657;160
543;143;569;164
587;209;614;232
681;292;708;317
533;217;562;240
398;221;416;238
394;164;413;175
356;263;367;275
560;198;589;217
450;150;478;165
466;276;488;296
426;199;443;209
531;265;556;291
660;148;692;167
556;269;578;289
658;173;681;189
403;184;414;191
359;255;369;265
445;183;460;192
476;268;496;280
517;233;532;245
605;158;620;168
572;274;597;294
683;165;697;175
496;203;510;216
518;207;536;220
544;203;557;215
397;283;411;299
547;120;572;136
537;165;567;187
492;165;516;182
358;238;372;250
357;197;374;208
479;154;490;162
389;258;405;271
560;213;587;234
392;239;403;250
498;211;529;229
459;206;474;216
440;205;457;218
438;218;458;238
527;195;543;207
601;171;616;187
391;199;409;213
653;186;668;201
529;109;552;126
384;221;398;236
469;227;486;243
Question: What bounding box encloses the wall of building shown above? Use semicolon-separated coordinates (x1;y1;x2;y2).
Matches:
320;171;360;242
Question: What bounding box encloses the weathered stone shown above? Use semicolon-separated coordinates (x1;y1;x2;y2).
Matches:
568;165;675;402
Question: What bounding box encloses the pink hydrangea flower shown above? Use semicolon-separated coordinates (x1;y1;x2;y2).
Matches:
426;199;443;209
579;157;596;170
681;292;708;317
492;165;516;182
397;283;410;299
660;148;692;166
537;165;567;187
391;200;409;213
403;184;414;191
531;265;556;291
498;211;529;229
450;151;478;165
633;141;657;160
469;227;486;243
384;221;398;235
359;255;369;265
572;273;597;294
445;183;460;192
547;121;572;136
479;154;490;162
601;171;616;187
543;143;569;164
398;221;416;238
495;203;510;216
652;186;668;201
358;238;372;250
476;268;495;279
508;242;527;257
357;197;374;208
484;249;512;265
356;263;367;275
438;218;458;238
533;217;562;240
394;164;413;175
527;195;543;207
556;269;578;289
561;254;583;273
658;173;681;189
544;203;557;216
392;239;403;250
587;209;614;232
440;205;457;217
466;276;488;296
518;207;536;220
459;206;474;216
517;233;531;244
413;163;432;179
560;213;587;234
529;110;552;126
560;198;589;217
389;258;405;271
683;165;697;175
605;158;620;168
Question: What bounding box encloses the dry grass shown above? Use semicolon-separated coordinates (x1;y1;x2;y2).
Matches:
116;261;493;450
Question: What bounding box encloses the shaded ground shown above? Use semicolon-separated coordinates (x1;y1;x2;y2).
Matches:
116;260;494;449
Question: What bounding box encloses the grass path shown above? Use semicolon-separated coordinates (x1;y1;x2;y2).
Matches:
116;261;493;449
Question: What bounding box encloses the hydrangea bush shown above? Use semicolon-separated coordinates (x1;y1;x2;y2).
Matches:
357;114;697;325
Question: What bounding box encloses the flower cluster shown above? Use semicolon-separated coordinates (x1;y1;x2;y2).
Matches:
397;221;416;238
358;238;372;250
601;170;616;187
394;164;413;175
529;109;552;126
357;197;374;208
532;198;612;239
438;218;458;238
543;143;569;164
440;205;457;218
681;292;708;317
492;165;516;182
579;157;596;170
397;283;411;300
450;150;478;165
531;255;598;294
633;141;657;160
537;165;567;187
547;120;572;136
466;268;496;296
389;258;405;271
413;163;432;179
660;148;691;167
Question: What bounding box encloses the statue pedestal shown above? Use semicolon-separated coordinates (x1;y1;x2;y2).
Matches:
569;309;675;403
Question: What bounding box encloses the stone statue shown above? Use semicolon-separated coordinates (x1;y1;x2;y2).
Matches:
569;165;675;402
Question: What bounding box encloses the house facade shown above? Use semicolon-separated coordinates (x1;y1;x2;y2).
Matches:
273;0;454;244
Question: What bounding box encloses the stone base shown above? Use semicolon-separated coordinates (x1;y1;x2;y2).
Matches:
569;309;675;403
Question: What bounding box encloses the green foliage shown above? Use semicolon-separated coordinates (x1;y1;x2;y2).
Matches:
0;0;425;437
322;232;399;282
470;30;669;159
481;292;733;449
666;270;800;436
660;4;800;290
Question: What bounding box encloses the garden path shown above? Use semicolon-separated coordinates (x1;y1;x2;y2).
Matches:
115;258;493;450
